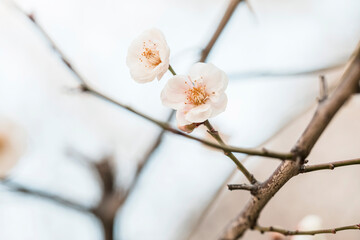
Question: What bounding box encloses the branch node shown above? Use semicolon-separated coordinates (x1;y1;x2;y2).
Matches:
80;84;89;92
262;147;269;154
28;13;35;22
62;57;73;70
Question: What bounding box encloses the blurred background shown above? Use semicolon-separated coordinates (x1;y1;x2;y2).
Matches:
0;0;359;239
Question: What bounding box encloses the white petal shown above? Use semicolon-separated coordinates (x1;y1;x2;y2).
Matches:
126;28;170;83
176;109;192;126
161;75;188;109
155;59;169;81
188;62;228;93
129;67;158;83
185;103;212;123
209;93;228;117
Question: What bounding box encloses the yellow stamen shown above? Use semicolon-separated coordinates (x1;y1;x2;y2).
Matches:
141;42;161;67
185;81;209;106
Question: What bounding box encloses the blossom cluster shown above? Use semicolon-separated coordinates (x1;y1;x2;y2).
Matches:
126;28;228;133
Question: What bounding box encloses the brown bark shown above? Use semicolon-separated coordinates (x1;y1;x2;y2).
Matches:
220;43;360;240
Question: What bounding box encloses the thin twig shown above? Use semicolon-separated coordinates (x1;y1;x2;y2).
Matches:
220;43;360;240
0;180;93;214
86;86;293;159
300;158;360;173
204;120;258;184
254;224;360;236
200;0;244;62
227;184;257;192
10;5;293;161
318;75;328;103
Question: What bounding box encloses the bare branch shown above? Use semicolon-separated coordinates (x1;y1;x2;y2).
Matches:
67;149;116;195
0;179;93;214
254;224;360;236
220;43;360;240
204;120;258;184
200;0;243;62
9;4;293;161
87;87;294;159
300;158;360;173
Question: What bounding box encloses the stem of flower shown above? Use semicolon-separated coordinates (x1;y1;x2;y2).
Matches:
204;120;258;184
254;224;360;236
168;65;176;76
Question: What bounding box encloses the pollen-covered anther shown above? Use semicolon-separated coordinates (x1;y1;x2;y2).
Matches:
185;82;209;106
141;46;161;67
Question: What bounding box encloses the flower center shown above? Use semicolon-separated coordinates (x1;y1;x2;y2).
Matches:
140;41;161;68
185;79;209;106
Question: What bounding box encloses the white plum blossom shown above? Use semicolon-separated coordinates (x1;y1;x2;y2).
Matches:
0;118;26;178
126;28;170;83
161;63;228;129
291;215;326;240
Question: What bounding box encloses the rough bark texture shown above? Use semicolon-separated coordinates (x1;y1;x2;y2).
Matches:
220;44;360;240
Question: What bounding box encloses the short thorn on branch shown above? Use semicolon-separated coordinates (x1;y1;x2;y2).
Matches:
254;223;360;236
317;75;328;103
227;183;258;194
79;84;90;92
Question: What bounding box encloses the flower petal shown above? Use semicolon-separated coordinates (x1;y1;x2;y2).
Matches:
185;103;212;123
126;28;170;83
209;93;228;117
188;62;228;93
161;75;188;109
176;109;192;126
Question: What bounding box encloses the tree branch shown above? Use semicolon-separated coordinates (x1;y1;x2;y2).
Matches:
300;158;360;173
200;0;243;62
10;4;293;161
220;42;360;240
254;224;360;236
85;86;293;159
0;179;93;214
204;120;258;184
